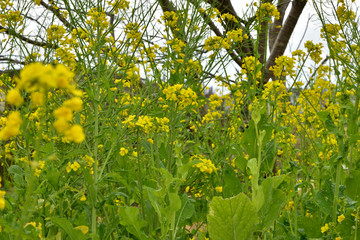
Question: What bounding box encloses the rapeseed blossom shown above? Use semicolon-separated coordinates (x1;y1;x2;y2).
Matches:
6;88;23;106
337;214;345;223
120;147;128;156
66;161;81;173
191;154;217;174
0;190;5;209
65;125;85;143
0;111;22;140
321;223;329;233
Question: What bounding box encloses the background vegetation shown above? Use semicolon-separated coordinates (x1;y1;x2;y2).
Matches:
0;0;360;239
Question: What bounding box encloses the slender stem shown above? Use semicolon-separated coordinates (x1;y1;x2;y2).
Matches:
333;163;341;223
136;132;145;220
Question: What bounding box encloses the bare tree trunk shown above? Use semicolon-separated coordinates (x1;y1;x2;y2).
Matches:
264;0;307;83
269;0;291;52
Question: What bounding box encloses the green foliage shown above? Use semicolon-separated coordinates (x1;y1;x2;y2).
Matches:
207;193;258;240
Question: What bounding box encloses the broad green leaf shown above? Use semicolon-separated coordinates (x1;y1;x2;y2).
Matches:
223;164;243;198
176;194;195;226
315;179;334;215
261;140;276;173
345;170;360;203
146;187;162;219
241;120;257;158
50;217;87;240
208;193;258;240
119;206;148;240
297;215;322;238
8;165;23;175
257;176;287;229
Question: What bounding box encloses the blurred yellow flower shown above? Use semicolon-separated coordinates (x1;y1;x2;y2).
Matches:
6;88;23;106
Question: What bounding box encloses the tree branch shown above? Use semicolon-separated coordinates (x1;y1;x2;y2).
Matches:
264;0;307;83
269;0;290;52
40;0;74;30
0;25;55;48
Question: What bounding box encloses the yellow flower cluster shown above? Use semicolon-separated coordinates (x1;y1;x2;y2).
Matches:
34;161;45;177
201;94;223;123
161;84;198;109
6;89;23;107
0;10;23;28
269;56;296;79
107;0;130;14
53;97;84;143
0;0;13;10
122;115;170;134
204;36;230;52
241;56;262;80
255;3;280;22
47;25;66;42
304;40;323;64
82;155;95;174
16;63;78;93
86;8;109;33
166;38;186;53
191;154;217;174
5;63;84;143
55;47;77;69
336;2;355;24
218;13;238;23
262;80;292;116
125;22;143;49
321;223;329;233
161;11;179;29
0;111;22;140
0;176;4;210
66;161;81;173
226;28;247;43
120;147;128;156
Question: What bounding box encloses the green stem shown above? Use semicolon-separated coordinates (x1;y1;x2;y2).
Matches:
136;132;146;220
91;98;99;238
333;163;341;223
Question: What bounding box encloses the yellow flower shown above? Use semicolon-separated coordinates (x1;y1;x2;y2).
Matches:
74;225;89;235
0;111;22;140
80;195;86;201
337;214;345;223
192;154;217;174
65;125;85;143
0;190;5;209
54;106;73;121
30;92;44;107
66;161;81;173
6;88;23;106
63;97;83;111
54;62;74;88
34;161;45;177
215;187;223;193
53;118;70;133
321;223;329;233
17;63;56;92
120;147;128;156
